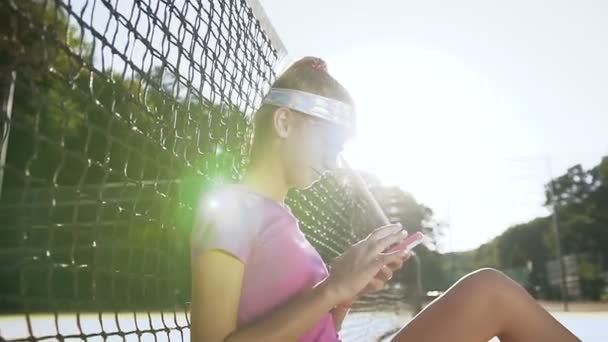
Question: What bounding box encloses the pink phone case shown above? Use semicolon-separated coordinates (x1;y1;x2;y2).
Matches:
385;231;425;253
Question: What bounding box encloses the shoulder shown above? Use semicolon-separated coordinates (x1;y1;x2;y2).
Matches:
191;185;271;262
197;185;266;221
193;184;284;241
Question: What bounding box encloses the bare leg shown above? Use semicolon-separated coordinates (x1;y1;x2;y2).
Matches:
390;268;580;342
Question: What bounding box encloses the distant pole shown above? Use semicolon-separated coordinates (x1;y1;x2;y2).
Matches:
448;206;454;274
411;252;423;314
546;156;569;312
446;187;454;276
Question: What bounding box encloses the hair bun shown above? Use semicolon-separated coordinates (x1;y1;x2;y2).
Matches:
291;56;328;73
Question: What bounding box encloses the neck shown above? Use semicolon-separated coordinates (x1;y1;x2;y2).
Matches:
241;148;289;203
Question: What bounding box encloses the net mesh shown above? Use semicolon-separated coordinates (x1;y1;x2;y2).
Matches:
0;1;426;341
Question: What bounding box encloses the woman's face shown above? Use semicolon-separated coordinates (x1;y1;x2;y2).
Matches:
281;112;349;189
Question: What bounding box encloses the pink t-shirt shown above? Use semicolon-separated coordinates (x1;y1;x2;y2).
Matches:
191;184;341;342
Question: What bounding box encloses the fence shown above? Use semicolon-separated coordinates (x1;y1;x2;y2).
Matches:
0;1;421;341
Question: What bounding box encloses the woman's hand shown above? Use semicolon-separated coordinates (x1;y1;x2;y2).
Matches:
325;224;409;304
361;252;411;294
334;251;412;309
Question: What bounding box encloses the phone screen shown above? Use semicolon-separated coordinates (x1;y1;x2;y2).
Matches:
385;231;425;253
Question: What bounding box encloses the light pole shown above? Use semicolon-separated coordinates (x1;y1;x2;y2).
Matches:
547;157;569;312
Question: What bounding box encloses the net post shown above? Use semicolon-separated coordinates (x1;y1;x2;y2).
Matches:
0;66;16;200
244;0;290;70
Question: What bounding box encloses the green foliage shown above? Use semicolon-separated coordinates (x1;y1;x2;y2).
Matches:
438;157;608;300
0;1;252;312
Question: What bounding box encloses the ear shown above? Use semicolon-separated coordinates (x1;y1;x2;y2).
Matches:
272;107;293;139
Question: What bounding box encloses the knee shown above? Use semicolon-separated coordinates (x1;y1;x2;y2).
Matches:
460;268;514;302
469;267;510;284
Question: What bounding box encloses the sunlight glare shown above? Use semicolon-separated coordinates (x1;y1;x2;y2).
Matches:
327;41;542;251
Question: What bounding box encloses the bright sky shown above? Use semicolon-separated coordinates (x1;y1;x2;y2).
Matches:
259;0;608;252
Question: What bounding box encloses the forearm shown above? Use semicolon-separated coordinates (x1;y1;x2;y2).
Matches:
224;281;339;342
330;306;350;332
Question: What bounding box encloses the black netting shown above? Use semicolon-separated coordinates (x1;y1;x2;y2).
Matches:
0;1;426;341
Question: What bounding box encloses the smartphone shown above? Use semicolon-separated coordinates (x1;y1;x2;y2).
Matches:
385;231;425;253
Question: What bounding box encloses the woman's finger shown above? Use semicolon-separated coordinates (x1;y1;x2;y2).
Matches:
378;250;407;267
386;258;404;272
375;228;408;254
374;265;390;281
369;223;402;241
378;265;393;281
